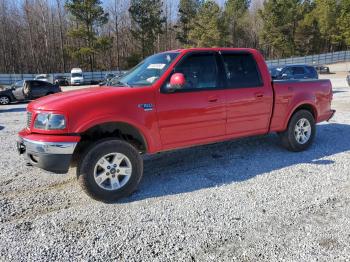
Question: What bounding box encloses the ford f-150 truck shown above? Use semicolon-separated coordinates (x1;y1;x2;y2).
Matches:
17;48;335;202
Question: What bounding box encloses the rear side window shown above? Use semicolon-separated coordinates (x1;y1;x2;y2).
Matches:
291;67;306;75
307;66;318;76
32;81;52;88
221;53;262;88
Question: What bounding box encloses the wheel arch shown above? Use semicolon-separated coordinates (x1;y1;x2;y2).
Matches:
284;102;318;130
71;121;149;167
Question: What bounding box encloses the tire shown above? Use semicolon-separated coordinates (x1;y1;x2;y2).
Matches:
0;95;10;105
279;110;316;152
77;139;143;202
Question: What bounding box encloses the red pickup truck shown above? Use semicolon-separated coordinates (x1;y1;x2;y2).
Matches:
17;48;335;202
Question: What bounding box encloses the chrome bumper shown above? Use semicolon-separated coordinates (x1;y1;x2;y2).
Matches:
22;138;77;154
17;137;77;174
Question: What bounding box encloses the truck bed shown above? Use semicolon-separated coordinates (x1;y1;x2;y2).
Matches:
270;79;333;132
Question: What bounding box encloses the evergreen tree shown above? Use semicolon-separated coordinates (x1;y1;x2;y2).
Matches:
188;0;225;47
224;0;250;47
65;0;111;71
337;0;350;46
129;0;165;58
313;0;341;51
259;0;303;58
176;0;201;45
294;0;321;55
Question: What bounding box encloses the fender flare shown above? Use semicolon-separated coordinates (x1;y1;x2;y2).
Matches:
74;115;153;152
283;101;318;130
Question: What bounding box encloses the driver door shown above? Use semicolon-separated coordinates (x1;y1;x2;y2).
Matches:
12;82;25;100
156;52;226;149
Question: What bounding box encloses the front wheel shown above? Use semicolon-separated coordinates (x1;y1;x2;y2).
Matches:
77;139;143;202
0;96;10;105
279;110;316;152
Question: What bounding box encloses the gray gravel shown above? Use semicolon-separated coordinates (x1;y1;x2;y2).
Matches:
0;85;350;261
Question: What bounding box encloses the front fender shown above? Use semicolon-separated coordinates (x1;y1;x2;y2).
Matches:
73;115;159;153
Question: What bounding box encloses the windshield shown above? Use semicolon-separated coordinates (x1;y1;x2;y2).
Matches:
11;80;24;88
72;73;83;78
269;67;282;78
110;52;179;87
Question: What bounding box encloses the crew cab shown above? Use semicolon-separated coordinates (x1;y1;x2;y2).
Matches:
17;48;335;202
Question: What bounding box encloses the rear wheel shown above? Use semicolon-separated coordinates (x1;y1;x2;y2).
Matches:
279;110;316;152
0;96;10;105
77;139;143;202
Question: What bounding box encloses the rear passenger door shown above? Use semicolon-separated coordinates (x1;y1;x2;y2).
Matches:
30;81;51;98
220;51;273;137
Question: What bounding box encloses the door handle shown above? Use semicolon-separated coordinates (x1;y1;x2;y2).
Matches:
255;93;264;99
208;97;218;103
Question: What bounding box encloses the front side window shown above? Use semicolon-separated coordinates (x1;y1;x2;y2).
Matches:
110;52;179;87
282;67;293;77
292;67;306;75
173;53;218;90
12;80;24;88
221;53;262;88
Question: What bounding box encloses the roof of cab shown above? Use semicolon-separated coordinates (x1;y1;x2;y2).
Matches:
164;47;260;54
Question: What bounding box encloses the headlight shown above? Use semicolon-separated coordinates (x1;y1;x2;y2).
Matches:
34;113;66;130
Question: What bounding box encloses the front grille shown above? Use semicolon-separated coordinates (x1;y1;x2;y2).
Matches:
27;111;33;128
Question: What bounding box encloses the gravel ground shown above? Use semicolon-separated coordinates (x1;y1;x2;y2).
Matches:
0;84;350;261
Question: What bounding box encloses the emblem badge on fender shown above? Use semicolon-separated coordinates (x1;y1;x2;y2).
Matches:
138;103;153;111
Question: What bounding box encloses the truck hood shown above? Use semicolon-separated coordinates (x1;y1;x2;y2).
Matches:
27;86;130;111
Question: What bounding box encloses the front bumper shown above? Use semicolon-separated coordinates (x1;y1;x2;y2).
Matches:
17;136;78;174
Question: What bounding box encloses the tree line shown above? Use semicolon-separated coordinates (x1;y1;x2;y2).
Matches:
0;0;349;74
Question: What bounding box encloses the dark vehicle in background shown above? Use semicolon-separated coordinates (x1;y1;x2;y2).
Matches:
315;65;330;74
0;80;61;105
269;64;318;80
99;73;122;86
35;74;53;83
105;73;116;82
347;74;350;87
54;75;69;86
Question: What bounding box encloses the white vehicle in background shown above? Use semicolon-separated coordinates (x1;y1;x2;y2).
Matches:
35;74;53;84
70;68;84;85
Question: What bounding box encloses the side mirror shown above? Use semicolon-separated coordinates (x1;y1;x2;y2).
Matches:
281;73;288;79
168;73;186;92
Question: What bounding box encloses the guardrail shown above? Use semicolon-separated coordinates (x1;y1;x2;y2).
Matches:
266;50;350;67
0;71;125;86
